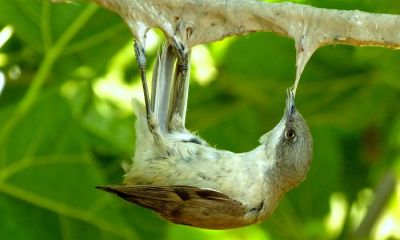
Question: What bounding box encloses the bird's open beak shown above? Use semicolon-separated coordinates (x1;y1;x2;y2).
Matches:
286;88;296;117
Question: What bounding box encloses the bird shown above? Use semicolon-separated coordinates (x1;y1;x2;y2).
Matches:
97;39;313;229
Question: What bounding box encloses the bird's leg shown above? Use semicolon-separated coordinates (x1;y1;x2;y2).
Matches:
167;39;190;131
134;41;151;119
133;41;163;141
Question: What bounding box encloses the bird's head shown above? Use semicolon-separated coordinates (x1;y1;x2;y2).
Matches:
260;88;313;189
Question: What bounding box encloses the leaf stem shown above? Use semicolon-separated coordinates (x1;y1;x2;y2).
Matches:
41;0;53;50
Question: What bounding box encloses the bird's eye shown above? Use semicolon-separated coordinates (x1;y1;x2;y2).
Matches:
285;129;297;142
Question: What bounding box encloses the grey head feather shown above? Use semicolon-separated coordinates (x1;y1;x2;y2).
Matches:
272;88;313;191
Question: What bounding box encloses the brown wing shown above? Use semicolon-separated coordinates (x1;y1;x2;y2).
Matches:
96;185;250;229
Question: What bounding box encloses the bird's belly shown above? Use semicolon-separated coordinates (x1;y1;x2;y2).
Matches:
128;142;266;210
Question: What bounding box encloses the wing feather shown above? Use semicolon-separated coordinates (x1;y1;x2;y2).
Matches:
97;185;249;229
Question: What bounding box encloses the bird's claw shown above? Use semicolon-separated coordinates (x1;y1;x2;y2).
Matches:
171;37;189;66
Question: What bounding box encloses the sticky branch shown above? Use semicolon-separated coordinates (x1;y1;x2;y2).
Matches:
52;0;400;93
53;0;400;49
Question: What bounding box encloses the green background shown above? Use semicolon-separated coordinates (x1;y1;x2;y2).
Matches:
0;0;399;239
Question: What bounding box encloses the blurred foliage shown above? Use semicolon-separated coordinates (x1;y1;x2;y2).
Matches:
0;0;399;239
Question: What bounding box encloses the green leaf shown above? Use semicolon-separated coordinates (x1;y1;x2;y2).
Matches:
0;90;142;239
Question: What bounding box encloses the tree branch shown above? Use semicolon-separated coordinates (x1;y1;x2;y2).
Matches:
52;0;400;92
53;0;400;48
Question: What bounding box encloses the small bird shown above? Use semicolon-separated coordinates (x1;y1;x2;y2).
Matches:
97;40;313;229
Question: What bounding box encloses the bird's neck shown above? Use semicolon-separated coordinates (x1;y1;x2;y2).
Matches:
247;145;303;218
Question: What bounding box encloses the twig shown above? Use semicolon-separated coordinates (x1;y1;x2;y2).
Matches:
352;171;396;239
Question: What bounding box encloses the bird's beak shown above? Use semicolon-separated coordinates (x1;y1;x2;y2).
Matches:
285;88;296;117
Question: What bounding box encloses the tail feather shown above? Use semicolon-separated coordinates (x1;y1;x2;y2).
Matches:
152;44;177;132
